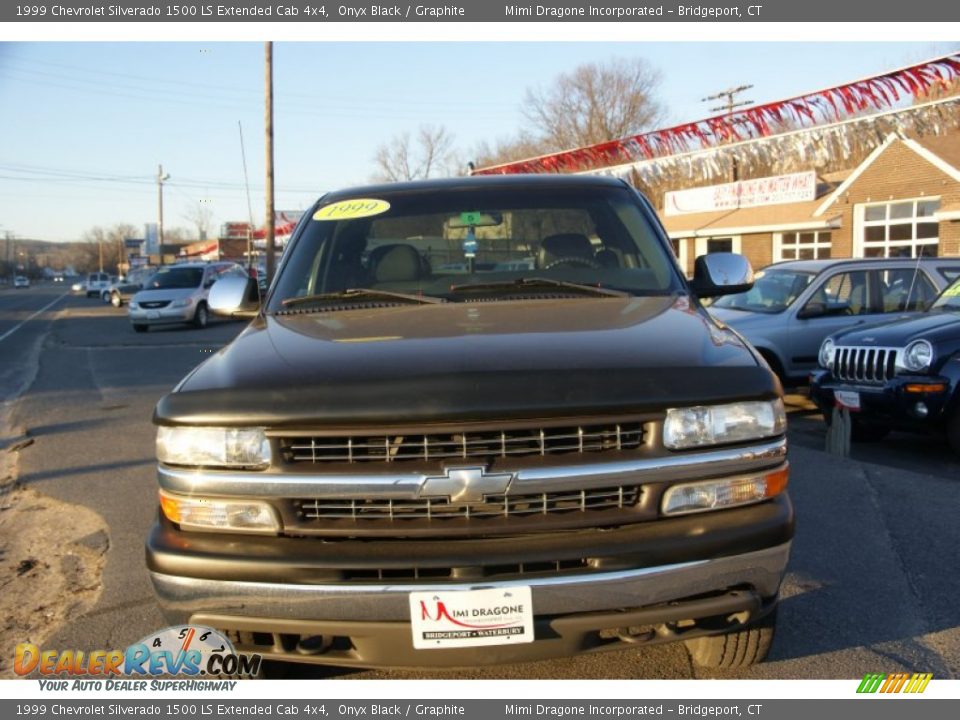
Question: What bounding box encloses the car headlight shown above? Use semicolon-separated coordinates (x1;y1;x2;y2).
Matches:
902;340;933;372
156;426;271;469
159;489;280;534
819;338;835;369
170;297;193;308
663;399;786;450
129;302;139;310
662;465;789;516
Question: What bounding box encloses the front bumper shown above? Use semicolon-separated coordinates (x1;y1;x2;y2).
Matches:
146;491;793;667
130;306;194;325
809;370;953;430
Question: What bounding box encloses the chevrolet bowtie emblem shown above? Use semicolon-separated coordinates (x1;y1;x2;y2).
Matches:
420;466;515;504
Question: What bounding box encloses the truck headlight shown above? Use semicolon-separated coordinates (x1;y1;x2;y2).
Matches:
663;399;786;450
819;338;835;369
662;465;789;516
902;340;933;372
159;490;280;534
156;426;271;469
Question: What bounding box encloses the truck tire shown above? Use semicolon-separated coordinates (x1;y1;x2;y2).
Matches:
685;608;777;669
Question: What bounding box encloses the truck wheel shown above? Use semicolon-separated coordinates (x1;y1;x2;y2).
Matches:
685;608;777;669
133;324;148;333
193;302;209;329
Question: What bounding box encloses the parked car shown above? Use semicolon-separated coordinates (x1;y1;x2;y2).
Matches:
810;277;960;452
14;275;30;289
128;261;247;332
104;267;156;308
84;271;112;298
709;258;960;385
147;175;793;672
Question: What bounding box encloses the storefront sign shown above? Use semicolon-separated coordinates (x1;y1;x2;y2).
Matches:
664;171;816;216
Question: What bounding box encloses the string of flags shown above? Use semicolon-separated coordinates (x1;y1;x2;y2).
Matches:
472;53;960;182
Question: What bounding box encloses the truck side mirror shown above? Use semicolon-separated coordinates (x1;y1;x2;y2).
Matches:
689;253;754;298
208;276;260;318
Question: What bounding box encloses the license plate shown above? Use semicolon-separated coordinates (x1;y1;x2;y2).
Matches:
409;586;534;649
147;310;160;320
835;390;861;411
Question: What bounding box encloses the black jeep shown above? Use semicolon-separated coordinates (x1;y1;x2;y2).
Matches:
811;276;960;453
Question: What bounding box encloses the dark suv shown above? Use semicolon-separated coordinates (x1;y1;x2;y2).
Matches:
811;277;960;453
146;176;793;671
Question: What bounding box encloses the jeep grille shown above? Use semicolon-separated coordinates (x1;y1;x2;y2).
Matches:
832;346;898;384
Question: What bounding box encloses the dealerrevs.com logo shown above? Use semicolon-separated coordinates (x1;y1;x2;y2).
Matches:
15;625;261;681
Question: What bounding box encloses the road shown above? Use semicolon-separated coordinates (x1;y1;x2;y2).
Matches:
2;283;958;680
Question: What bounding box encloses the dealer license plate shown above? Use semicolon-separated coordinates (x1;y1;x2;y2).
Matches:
835;390;861;411
409;586;534;649
146;310;160;320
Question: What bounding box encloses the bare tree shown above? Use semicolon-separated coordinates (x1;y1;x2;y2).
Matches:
522;57;666;152
182;202;215;240
373;125;456;182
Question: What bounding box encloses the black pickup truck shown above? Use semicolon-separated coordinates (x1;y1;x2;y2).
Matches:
146;175;792;671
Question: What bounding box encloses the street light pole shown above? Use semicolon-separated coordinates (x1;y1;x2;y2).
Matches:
157;164;170;266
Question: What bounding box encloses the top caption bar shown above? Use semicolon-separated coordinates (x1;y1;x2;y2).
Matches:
5;0;960;22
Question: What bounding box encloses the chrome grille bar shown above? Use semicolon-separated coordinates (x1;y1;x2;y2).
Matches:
298;485;641;521
282;422;645;464
832;346;900;384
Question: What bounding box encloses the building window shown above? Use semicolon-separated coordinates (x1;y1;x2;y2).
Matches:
694;236;741;258
776;231;832;261
858;199;940;258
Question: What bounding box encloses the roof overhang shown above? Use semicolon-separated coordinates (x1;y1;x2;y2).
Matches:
666;216;841;240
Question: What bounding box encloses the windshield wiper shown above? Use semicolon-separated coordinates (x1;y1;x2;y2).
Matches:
281;288;445;308
448;277;628;298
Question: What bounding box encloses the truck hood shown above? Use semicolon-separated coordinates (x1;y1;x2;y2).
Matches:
832;310;960;347
155;296;777;426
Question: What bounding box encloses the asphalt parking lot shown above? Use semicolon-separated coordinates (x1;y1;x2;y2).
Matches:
1;284;958;680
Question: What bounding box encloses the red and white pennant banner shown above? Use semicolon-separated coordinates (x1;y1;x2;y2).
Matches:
472;53;960;176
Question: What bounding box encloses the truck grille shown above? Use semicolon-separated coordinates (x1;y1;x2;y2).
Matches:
296;485;640;522
832;346;898;384
281;421;645;464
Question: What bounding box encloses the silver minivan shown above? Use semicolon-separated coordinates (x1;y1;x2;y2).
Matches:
128;262;247;332
709;258;960;384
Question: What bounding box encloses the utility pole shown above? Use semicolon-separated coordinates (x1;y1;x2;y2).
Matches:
98;235;103;272
157;164;170;266
702;84;754;182
264;42;276;287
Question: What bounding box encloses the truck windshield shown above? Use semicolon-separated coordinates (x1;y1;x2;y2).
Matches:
712;269;815;314
268;184;681;312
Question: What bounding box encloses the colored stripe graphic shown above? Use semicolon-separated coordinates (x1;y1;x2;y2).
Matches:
857;672;932;694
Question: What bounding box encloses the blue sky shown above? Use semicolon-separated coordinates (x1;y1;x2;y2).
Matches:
0;41;955;242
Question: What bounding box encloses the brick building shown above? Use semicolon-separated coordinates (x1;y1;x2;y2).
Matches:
660;133;960;276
